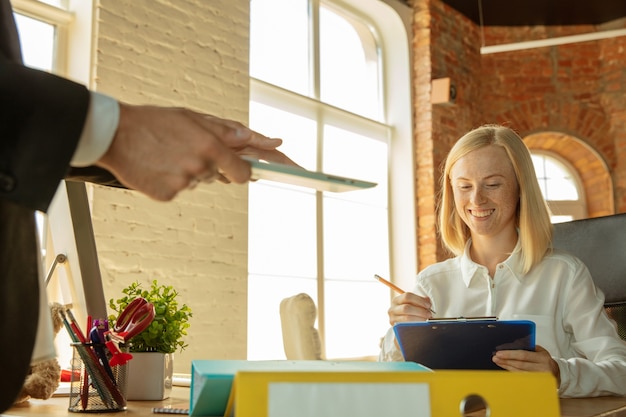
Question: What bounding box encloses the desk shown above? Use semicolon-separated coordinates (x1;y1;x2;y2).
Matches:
4;387;190;417
560;397;626;417
4;386;626;417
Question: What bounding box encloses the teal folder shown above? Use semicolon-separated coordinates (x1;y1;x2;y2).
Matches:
189;360;429;416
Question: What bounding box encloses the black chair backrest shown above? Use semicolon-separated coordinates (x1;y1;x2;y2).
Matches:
552;213;626;339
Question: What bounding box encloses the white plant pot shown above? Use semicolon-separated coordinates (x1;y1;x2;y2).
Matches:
125;352;173;401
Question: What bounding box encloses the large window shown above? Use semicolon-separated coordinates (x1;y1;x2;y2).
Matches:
247;0;414;360
531;151;586;223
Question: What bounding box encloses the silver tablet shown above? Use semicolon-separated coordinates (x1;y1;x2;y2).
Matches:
245;158;377;193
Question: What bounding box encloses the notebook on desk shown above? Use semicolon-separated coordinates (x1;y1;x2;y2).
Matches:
394;318;536;370
244;158;377;193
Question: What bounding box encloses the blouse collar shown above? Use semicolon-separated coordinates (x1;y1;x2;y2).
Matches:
460;237;524;287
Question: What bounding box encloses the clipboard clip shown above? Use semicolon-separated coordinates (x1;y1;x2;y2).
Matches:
427;316;498;322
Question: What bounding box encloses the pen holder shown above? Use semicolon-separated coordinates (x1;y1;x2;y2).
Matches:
68;342;127;413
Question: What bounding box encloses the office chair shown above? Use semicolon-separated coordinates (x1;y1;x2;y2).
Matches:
552;213;626;340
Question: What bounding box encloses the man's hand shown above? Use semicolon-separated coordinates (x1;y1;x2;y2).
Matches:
96;104;294;201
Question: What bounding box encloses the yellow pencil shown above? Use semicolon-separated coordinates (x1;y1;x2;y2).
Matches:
374;274;405;294
374;274;436;314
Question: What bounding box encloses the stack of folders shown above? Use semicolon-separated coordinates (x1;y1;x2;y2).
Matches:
188;359;560;417
189;360;428;417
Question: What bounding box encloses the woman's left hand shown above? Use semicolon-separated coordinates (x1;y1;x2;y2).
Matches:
492;345;561;385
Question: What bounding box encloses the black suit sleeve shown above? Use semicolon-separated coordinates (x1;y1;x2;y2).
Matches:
0;0;123;213
0;55;92;212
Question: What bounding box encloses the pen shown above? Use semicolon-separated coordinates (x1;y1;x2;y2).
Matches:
90;319;116;382
81;315;92;410
152;407;189;415
374;274;436;314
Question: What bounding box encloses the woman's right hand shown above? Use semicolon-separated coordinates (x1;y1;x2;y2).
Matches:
387;292;434;326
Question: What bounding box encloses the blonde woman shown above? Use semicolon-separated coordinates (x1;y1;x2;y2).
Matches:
379;124;626;398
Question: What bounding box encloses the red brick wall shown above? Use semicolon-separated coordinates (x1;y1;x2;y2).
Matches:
410;0;626;270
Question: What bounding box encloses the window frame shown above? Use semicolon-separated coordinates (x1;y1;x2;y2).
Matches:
248;0;414;359
12;0;95;86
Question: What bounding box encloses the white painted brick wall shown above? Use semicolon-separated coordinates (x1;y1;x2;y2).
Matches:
90;0;251;373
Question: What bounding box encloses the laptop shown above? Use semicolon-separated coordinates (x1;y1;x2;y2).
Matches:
393;318;536;370
244;158;377;193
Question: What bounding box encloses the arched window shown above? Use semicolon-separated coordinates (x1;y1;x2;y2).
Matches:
531;151;587;223
247;0;413;360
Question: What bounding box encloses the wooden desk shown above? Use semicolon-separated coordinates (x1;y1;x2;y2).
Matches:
4;386;626;416
560;397;626;417
4;386;190;416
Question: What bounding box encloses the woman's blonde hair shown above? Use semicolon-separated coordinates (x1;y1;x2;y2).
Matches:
438;124;553;273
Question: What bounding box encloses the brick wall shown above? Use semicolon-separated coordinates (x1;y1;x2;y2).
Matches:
90;0;251;373
412;0;626;268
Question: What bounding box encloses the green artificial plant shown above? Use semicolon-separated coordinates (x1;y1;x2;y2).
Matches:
108;280;192;354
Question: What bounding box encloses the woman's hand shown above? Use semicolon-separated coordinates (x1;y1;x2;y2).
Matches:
492;345;561;384
387;292;434;326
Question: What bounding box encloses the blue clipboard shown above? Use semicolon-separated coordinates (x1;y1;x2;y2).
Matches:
393;318;536;370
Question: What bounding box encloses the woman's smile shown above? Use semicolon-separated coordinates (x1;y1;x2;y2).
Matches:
469;208;495;218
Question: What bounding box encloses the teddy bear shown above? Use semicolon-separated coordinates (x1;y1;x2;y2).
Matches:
12;302;65;404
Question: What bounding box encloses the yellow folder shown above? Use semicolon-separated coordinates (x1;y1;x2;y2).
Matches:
228;370;559;417
189;359;427;416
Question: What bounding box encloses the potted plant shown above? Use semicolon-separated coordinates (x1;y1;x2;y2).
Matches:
108;280;192;400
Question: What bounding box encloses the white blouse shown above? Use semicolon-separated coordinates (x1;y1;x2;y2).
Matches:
379;240;626;398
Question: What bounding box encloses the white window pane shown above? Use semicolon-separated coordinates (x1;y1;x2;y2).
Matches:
248;275;317;360
323;125;388;206
532;152;585;221
551;215;574;224
531;154;546;177
324;280;389;358
538;155;578;201
249;101;318;169
248;183;317;277
544;157;567;178
320;7;381;119
324;199;389;280
546;178;578;200
39;0;67;8
250;0;310;96
15;14;55;71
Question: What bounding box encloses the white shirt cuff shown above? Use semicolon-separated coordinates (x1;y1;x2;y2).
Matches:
70;91;119;167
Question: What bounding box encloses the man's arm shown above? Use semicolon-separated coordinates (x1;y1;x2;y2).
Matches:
0;56;91;212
